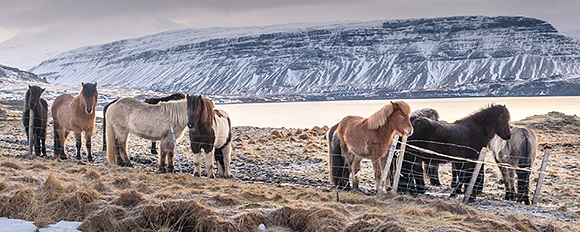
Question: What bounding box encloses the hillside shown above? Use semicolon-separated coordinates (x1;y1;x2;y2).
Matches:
0;113;579;231
31;16;580;100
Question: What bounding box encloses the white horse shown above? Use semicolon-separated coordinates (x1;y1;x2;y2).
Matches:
105;97;188;173
488;126;537;204
186;95;232;178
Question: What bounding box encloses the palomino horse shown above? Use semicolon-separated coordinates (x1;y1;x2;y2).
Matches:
105;97;188;172
329;101;413;192
102;93;185;153
398;105;511;202
488;127;537;204
186;95;232;178
23;85;48;157
52;82;98;161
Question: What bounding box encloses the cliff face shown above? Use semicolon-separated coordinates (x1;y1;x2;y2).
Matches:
31;16;580;99
0;64;46;84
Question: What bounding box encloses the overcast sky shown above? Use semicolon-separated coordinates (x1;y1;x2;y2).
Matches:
1;0;579;69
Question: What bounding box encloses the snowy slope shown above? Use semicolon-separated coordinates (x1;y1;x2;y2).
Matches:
31;16;580;98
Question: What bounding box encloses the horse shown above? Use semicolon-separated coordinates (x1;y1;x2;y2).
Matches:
23;85;48;157
488;126;537;204
186;95;232;178
52;82;98;161
397;104;511;202
102;93;185;153
329;108;437;190
105;97;189;172
328;101;413;192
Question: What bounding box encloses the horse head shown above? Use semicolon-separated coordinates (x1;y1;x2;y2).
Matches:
494;105;512;140
391;101;414;137
81;82;98;114
186;95;215;133
25;85;45;111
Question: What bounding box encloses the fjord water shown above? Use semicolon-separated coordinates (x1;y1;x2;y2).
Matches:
218;96;580;128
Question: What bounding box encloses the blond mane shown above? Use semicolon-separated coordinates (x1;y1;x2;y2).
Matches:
367;101;411;130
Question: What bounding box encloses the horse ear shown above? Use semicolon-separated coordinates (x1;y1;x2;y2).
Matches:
82;82;85;85
28;85;31;88
41;88;46;93
94;82;97;87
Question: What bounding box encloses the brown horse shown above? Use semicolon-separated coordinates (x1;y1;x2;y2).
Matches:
333;101;413;192
52;82;98;161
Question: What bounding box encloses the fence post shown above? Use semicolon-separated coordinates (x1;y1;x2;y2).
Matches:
28;109;34;157
170;127;183;173
532;151;550;205
391;135;408;193
379;134;399;193
463;150;486;203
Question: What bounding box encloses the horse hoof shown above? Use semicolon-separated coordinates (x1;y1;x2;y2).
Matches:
60;156;67;160
76;155;81;160
193;172;200;177
88;157;94;162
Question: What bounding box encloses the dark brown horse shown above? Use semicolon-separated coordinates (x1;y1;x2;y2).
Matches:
23;85;48;157
329;101;413;192
102;93;185;153
187;95;232;178
398;105;511;202
52;82;98;161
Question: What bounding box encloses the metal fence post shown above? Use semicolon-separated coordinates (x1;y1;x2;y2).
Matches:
463;150;486;203
379;134;399;192
28;109;34;157
532;151;550;205
391;135;408;193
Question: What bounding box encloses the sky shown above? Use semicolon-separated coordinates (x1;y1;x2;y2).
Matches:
1;0;579;69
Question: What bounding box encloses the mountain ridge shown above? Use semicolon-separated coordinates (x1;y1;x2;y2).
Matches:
30;16;580;99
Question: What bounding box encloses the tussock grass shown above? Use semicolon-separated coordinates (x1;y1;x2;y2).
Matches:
84;169;100;180
111;177;131;189
113;189;143;207
236;210;268;231
1;160;23;170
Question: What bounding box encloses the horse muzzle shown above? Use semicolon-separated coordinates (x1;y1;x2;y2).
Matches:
405;129;414;137
86;108;93;114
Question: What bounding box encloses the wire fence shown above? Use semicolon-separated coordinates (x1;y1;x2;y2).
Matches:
11;114;580;205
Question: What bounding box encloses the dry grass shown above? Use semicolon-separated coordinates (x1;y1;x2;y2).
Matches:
1;160;23;170
113;189;143;207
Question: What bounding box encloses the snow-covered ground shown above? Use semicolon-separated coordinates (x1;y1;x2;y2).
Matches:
0;217;81;232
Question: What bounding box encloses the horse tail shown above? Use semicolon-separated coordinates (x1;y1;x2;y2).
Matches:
520;128;537;168
328;123;349;188
105;118;117;165
102;98;118;151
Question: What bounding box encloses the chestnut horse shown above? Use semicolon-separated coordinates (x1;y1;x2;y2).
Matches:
52;82;98;161
23;85;48;157
331;101;413;192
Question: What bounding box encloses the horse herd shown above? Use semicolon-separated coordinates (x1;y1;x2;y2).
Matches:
22;84;536;204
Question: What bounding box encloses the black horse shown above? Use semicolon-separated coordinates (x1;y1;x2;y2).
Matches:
397;105;511;202
23;85;49;157
102;93;186;154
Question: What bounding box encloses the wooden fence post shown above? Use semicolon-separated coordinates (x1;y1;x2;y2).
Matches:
170;127;183;173
28;109;34;157
391;135;408;193
532;151;550;205
463;150;486;203
379;134;399;192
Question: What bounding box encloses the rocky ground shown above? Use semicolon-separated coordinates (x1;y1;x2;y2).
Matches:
0;111;579;231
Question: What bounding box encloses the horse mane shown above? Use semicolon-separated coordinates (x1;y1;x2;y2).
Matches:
159;100;189;127
367;101;411;130
200;96;215;126
81;82;98;97
455;104;509;124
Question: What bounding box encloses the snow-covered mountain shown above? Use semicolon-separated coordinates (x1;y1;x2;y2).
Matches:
31;16;580;99
0;64;46;84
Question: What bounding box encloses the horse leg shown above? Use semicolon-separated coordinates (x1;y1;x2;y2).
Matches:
164;141;175;173
372;155;383;193
151;141;158;155
350;155;362;190
86;131;93;162
74;132;82;160
117;133;132;167
205;149;216;178
157;143;167;173
499;166;514;200
516;169;531;205
426;160;442;186
223;143;232;178
215;148;224;177
193;152;202;177
450;162;463;198
411;155;426;195
34;131;41;156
